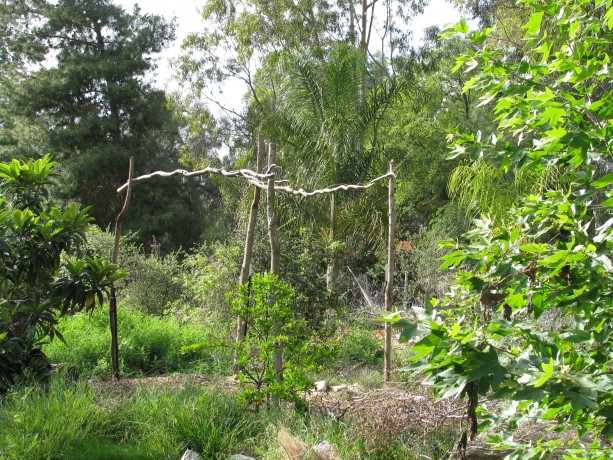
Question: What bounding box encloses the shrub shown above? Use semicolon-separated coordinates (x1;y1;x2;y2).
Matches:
228;272;320;410
394;2;613;458
85;227;184;316
334;327;383;367
0;156;122;391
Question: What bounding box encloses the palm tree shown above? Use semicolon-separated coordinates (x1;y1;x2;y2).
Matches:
265;43;401;290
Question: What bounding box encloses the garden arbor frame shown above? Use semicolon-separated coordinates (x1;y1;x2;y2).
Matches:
113;137;397;382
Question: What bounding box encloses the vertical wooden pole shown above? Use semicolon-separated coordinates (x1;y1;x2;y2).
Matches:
110;156;134;382
267;142;280;274
267;143;283;383
234;135;264;372
326;192;338;292
384;160;395;382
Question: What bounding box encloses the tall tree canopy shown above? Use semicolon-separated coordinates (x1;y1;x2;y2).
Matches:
0;0;218;249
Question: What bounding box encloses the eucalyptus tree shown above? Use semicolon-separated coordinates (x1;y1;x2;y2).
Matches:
176;0;428;153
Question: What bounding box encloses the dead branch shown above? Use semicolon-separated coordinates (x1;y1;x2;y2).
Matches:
116;165;395;197
116;166;275;193
246;171;395;197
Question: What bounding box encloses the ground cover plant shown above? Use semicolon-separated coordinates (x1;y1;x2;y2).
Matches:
0;375;460;460
0;378;263;460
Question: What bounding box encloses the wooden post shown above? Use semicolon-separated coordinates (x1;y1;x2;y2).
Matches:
234;135;264;372
110;156;134;382
267;142;280;274
326;192;338;292
384;160;395;382
267;142;283;383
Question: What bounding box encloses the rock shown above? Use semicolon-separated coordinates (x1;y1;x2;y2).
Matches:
180;450;200;460
228;455;256;460
464;446;508;460
314;380;329;391
313;440;333;455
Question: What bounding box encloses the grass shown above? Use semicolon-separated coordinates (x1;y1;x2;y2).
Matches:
10;309;460;459
0;378;262;460
0;374;459;460
44;306;232;379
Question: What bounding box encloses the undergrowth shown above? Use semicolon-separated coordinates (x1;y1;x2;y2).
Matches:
44;306;232;379
0;376;458;460
0;379;261;459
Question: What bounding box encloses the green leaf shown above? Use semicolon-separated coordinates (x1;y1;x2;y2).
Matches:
524;11;544;36
593;173;613;188
519;243;548;253
467;348;506;381
605;5;613;29
397;321;420;343
534;358;554;388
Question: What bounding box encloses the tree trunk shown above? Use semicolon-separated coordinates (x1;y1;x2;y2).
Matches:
267;143;283;382
384;160;395;382
110;156;134;382
234;135;264;372
326;192;338;292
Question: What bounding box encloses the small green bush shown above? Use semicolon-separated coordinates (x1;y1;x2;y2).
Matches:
228;272;322;410
85;227;184;316
44;306;231;378
334;327;384;367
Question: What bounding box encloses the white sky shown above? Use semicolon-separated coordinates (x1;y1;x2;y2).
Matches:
117;0;462;110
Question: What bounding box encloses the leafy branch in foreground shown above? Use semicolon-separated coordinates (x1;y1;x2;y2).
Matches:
388;0;613;458
0;156;123;390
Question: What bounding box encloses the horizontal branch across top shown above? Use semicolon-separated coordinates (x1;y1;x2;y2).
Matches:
247;172;395;196
116;166;276;193
116;165;395;196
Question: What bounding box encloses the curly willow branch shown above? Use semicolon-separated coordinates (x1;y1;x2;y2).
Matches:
116;166;276;193
117;165;395;196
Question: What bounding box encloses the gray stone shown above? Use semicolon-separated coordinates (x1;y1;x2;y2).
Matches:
228;455;256;460
180;450;200;460
314;380;329;391
313;440;333;455
331;384;359;392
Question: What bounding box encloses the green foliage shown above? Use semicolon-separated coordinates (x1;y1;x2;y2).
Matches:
391;1;613;457
120;252;183;317
448;158;563;225
85;227;189;317
333;328;384;368
0;156;122;391
0;376;459;460
44;306;231;379
0;0;218;250
228;272;317;410
181;241;242;318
